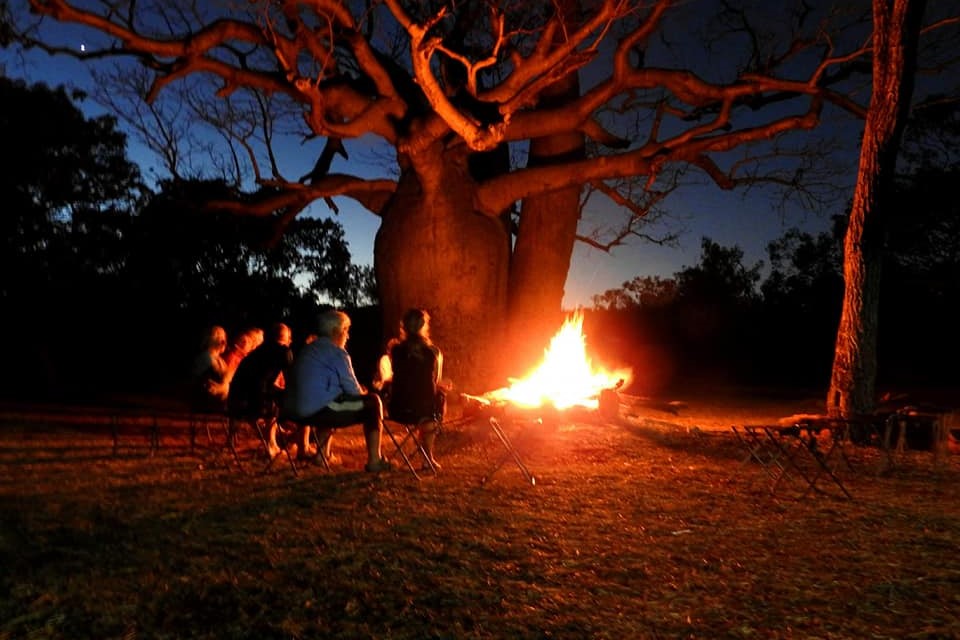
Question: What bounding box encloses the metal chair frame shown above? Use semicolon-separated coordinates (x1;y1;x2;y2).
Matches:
383;416;441;480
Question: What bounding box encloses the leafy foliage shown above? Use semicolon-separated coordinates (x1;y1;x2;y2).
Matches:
0;79;373;401
588;164;960;392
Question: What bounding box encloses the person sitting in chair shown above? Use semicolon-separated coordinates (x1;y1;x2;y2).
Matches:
283;309;392;472
386;308;448;470
190;325;230;411
227;322;294;458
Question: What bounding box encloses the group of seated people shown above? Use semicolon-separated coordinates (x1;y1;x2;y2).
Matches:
190;307;447;473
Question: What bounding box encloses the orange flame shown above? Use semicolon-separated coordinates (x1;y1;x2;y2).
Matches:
488;311;631;410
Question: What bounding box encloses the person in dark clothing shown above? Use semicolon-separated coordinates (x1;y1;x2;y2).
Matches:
387;308;447;469
227;322;295;457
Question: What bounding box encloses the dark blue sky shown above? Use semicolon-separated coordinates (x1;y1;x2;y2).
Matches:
1;8;862;308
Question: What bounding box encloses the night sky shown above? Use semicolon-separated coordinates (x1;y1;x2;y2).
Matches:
0;4;865;308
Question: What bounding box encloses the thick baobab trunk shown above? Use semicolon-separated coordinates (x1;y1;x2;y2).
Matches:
827;0;925;417
375;146;510;395
507;73;584;374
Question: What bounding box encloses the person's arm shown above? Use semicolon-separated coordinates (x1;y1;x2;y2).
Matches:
336;350;365;397
211;354;229;381
374;353;393;390
273;348;294;390
434;347;453;391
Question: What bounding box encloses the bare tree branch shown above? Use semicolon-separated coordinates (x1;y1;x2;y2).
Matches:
12;0;957;226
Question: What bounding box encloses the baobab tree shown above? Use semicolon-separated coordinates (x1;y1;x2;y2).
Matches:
12;0;942;392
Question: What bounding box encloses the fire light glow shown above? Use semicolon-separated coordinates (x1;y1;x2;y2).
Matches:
488;312;631;410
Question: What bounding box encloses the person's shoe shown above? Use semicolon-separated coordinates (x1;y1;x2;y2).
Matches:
323;452;342;466
364;458;395;473
422;458;442;472
267;441;281;459
302;443;318;458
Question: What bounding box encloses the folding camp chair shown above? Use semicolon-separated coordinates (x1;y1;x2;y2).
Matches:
186;386;230;453
480;416;536;486
382;338;446;480
383;416;440;480
733;424;852;500
731;425;789;486
188;409;229;452
226;411;301;475
225;387;317;476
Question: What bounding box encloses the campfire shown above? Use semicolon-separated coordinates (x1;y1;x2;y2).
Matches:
463;311;632;486
480;311;632;414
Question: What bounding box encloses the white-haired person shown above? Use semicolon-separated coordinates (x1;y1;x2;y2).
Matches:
282;309;392;472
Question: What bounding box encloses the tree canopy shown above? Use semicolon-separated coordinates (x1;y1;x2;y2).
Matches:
7;0;959;392
0;77;373;400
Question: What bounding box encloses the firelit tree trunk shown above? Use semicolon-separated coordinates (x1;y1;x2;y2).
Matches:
827;0;926;417
375;144;510;395
507;73;585;375
829;193;884;417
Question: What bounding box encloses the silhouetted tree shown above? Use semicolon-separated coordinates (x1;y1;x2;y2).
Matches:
0;76;145;397
0;78;374;398
878;166;960;387
591;276;678;312
755;223;845;385
672;239;762;379
119;178;375;387
12;0;913;392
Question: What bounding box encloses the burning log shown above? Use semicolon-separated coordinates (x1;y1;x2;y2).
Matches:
619;394;688;416
461;380;626;424
481;312;632;414
461;310;634;487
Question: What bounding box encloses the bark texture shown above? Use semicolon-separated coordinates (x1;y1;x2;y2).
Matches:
375;144;510;394
827;0;926;417
507;70;585;375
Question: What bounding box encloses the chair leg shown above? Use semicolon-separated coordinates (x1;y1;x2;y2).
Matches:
481;417;535;486
263;418;299;476
306;426;331;472
383;421;422;480
383;420;442;477
203;415;215;446
407;424;440;474
188;413;197;453
226;416;247;472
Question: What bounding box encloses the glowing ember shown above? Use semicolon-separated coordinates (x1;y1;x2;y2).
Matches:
488;312;631;410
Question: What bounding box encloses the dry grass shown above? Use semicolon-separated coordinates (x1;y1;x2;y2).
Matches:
1;391;959;640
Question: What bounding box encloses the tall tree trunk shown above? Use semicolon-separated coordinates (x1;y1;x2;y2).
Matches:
375;144;510;395
506;67;584;375
827;0;926;417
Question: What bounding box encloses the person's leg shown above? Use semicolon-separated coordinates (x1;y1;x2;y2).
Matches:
300;425;318;457
435;389;447;422
267;420;281;457
422;389;446;467
306;397;384;468
316;428;335;460
420;419;440;469
360;394;385;468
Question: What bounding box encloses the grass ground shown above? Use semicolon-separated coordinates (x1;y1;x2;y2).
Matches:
1;390;958;639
